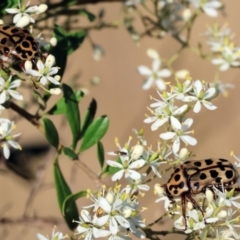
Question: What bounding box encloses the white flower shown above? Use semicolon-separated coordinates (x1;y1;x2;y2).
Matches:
96;197;130;235
160;118;197;154
172;79;192;100
107;148;145;181
144;103;188;131
138;53;171;90
0;76;23;104
75;209;111;240
212;46;240;71
214;186;240;208
183;80;217;113
189;0;222;17
6;1;39;27
210;80;234;97
37;227;66;240
0;118;21;159
154;184;171;210
25;55;60;86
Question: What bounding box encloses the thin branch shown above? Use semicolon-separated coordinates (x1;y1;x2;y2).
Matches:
0;216;65;228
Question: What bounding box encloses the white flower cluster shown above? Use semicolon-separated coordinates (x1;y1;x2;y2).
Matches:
188;0;222;17
75;185;146;240
155;182;240;238
37;227;66;240
6;1;48;28
205;24;240;71
144;77;217;154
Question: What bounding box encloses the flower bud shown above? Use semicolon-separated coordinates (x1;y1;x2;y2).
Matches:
131;144;144;160
187;202;193;210
154;184;164;196
175;69;190;80
37;4;48;14
54;75;61;81
24;60;32;71
50;88;62;95
182;8;192;21
217;210;227;219
15;16;30;28
122;208;132;218
0;19;4;25
106;192;114;204
205;189;213;203
49;37;57;47
147;49;159;60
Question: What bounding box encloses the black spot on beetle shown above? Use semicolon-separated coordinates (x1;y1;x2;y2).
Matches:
174;174;180;182
174;168;180;173
15;46;22;53
2;26;10;30
3;47;9;54
23;29;30;34
193;182;199;189
194;161;201;167
27;51;33;57
217;163;225;171
184;161;191;164
209;170;218;178
26;36;34;43
1;37;7;45
219;159;228;162
169;186;174;191
179;181;184;189
22;41;30;48
200;173;207;180
205;159;213;165
173;190;178;195
21;51;27;59
225;170;233;179
216;177;222;183
11;28;19;33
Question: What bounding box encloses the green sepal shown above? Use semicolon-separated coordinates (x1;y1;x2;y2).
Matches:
54;158;79;230
79;116;109;153
43;118;59;149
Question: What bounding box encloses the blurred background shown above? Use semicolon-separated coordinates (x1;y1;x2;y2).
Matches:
0;0;240;239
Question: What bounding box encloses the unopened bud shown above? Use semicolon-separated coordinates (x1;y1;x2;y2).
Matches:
106;192;114;204
54;75;61;81
24;60;32;70
15;16;30;28
187;202;193;210
0;19;4;25
217;210;227;219
37;4;48;14
179;148;189;159
182;8;192;21
175;70;190;80
122;208;132;218
131;145;144;160
46;54;55;67
205;189;213;203
50;88;62;95
49;37;57;47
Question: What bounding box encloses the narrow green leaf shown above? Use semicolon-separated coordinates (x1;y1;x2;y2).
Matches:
47;91;84;115
80;98;97;139
63;147;78;160
63;84;81;149
43;118;59;149
54;158;79;230
62;190;87;217
97;141;104;169
79;116;109;153
33;90;46;110
79;8;96;21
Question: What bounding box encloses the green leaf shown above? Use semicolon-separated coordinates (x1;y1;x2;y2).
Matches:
79;116;109;153
80;98;97;139
66;31;85;55
63;147;78;160
62;190;87;217
63;84;81;149
79;8;96;21
54;158;79;230
43;118;59;149
97;141;104;169
0;0;18;18
47;91;84;115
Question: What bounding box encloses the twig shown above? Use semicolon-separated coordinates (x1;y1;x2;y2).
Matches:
0;216;65;228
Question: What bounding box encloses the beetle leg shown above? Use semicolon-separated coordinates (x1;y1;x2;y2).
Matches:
186;194;206;224
181;194;187;230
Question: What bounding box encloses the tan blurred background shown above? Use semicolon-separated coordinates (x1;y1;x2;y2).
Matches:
1;0;240;239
